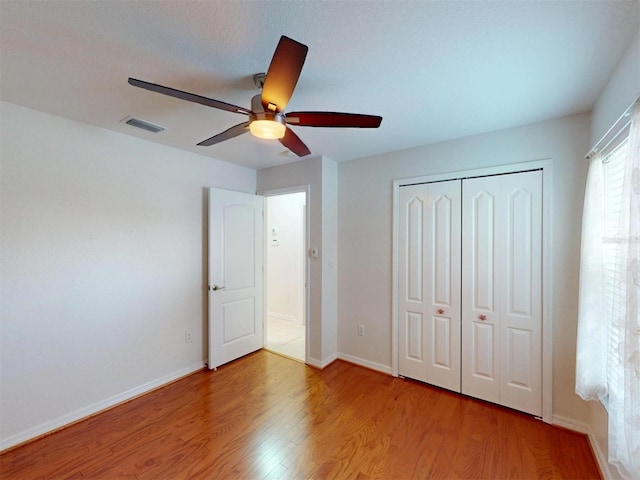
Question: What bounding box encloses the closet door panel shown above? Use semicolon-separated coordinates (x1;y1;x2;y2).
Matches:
399;181;461;392
472;321;496;377
406;312;423;361
433;194;454;306
428;187;461;385
406;197;423;303
500;171;542;416
471;191;496;311
462;179;499;403
433;316;452;367
461;171;542;415
398;186;427;382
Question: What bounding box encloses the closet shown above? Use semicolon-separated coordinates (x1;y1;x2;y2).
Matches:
398;170;542;416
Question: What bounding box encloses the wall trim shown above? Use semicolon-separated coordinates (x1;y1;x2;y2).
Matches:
307;352;338;370
0;362;205;452
337;353;393;375
552;415;613;480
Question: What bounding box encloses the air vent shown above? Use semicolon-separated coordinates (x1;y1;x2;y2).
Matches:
122;117;165;133
278;149;297;157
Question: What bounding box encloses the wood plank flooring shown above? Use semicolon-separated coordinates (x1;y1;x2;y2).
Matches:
1;351;601;479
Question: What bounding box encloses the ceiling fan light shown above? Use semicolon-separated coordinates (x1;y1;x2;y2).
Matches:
250;119;286;139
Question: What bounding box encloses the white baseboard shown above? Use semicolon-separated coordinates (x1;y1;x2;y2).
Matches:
552;414;590;434
0;362;205;452
552;414;613;480
337;353;393;375
306;352;338;369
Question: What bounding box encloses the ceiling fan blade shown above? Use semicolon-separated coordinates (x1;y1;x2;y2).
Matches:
128;78;251;115
286;112;382;128
261;36;308;113
279;127;311;157
197;122;250;146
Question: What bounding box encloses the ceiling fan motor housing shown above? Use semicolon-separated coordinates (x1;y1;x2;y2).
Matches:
250;110;285;125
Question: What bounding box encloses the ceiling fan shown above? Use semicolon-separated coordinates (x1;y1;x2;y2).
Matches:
128;36;382;157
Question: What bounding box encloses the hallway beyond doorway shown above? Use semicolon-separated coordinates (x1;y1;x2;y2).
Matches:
264;190;307;363
265;316;305;361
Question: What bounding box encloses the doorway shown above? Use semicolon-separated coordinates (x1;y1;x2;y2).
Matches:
264;191;307;362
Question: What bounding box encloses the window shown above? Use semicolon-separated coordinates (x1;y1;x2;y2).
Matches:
576;103;639;480
601;141;629;408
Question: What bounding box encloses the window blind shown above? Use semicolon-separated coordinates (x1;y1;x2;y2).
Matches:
602;140;629;402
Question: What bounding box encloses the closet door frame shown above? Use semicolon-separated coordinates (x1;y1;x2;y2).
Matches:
391;159;553;424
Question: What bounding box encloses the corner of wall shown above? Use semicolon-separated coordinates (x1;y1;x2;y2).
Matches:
591;28;640;144
552;412;614;480
321;157;339;362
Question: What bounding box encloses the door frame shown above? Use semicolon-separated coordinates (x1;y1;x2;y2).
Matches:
259;184;311;364
391;159;553;423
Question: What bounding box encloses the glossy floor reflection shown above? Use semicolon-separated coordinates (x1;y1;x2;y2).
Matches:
265;316;305;361
0;351;602;479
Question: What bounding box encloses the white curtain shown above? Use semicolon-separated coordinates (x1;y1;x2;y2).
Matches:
576;103;640;480
576;151;607;400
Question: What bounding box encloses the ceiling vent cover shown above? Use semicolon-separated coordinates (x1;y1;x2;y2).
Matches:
123;116;165;133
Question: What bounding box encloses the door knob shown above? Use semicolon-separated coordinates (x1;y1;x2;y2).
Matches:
479;314;487;321
437;308;445;314
211;285;225;291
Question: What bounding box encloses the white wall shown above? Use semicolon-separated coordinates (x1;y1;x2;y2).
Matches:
321;158;338;361
266;192;306;325
257;157;338;367
338;112;591;421
591;28;640;145
585;27;640;480
0;102;256;449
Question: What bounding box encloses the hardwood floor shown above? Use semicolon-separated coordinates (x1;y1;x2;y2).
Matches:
1;351;601;479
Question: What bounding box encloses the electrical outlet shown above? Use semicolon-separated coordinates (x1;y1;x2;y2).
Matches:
185;330;192;343
357;324;365;336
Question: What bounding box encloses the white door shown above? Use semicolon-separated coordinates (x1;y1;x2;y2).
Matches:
208;188;264;370
398;180;462;392
461;171;542;416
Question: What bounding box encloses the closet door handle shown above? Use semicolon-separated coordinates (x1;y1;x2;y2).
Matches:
478;314;487;321
437;308;445;314
211;285;225;291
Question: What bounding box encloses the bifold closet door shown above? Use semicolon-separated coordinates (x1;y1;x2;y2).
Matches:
398;180;461;392
461;170;542;416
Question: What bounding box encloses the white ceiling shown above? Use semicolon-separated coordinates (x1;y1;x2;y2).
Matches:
1;1;638;170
